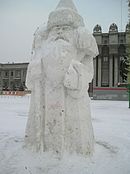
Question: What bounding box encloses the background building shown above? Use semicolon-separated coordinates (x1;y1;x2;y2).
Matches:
93;23;129;100
0;63;28;91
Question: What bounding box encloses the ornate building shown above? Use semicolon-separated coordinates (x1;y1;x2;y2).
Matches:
93;23;129;100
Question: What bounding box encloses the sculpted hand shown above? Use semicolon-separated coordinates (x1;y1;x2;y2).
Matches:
64;62;79;90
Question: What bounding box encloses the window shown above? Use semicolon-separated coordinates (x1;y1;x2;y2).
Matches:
103;57;108;62
101;56;109;87
104;40;107;44
4;71;9;77
120;39;123;44
15;80;21;88
15;70;21;78
11;71;13;76
96;56;98;86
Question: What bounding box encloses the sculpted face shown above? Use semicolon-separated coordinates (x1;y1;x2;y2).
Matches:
48;25;75;43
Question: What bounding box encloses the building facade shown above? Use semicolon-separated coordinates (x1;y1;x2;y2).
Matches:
0;63;28;91
93;23;129;100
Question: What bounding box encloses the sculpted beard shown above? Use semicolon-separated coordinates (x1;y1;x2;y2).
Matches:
43;31;77;62
41;32;77;86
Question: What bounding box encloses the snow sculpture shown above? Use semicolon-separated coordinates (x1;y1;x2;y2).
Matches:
25;0;99;156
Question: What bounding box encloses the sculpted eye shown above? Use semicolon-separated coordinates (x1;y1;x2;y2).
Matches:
55;25;60;30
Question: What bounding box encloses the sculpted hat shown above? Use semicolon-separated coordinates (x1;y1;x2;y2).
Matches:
47;0;85;30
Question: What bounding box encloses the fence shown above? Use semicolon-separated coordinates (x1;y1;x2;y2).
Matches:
0;91;31;96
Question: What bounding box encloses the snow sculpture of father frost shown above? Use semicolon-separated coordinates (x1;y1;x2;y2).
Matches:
25;0;99;156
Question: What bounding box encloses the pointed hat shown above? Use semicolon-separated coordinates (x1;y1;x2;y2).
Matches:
56;0;77;12
47;0;84;30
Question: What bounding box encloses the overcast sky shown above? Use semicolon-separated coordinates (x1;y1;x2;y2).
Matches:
0;0;128;63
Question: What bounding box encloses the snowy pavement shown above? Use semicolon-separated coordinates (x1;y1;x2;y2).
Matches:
0;95;130;174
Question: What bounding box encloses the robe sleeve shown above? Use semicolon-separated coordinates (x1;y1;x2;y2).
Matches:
64;27;99;99
64;60;90;99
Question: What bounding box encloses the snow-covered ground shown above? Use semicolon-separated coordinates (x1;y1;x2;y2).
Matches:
0;95;130;174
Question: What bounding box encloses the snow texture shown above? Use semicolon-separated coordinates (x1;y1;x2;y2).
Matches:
25;0;98;155
0;96;130;174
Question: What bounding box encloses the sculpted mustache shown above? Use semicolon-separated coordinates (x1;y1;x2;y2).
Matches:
55;36;69;42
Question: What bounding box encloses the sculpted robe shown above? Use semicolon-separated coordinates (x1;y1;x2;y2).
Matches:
25;28;98;156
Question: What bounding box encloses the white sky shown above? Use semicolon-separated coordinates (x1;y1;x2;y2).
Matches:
0;0;128;63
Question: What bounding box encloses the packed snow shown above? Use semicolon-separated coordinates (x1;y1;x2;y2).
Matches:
0;95;130;174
